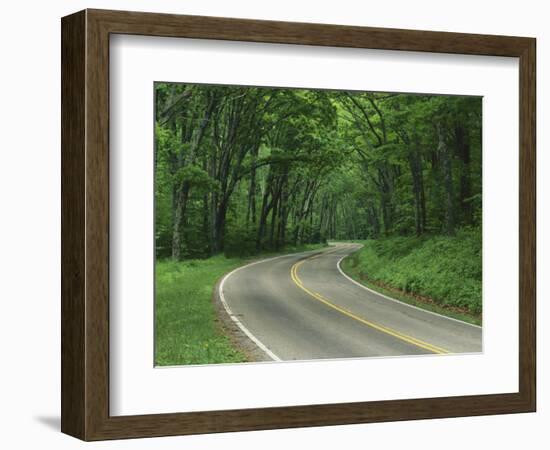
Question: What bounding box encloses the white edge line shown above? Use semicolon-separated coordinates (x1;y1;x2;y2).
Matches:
335;245;482;330
218;247;333;362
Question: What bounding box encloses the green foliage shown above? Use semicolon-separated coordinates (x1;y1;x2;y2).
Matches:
224;224;258;258
343;227;482;316
153;81;483;352
155;243;328;366
174;165;219;192
155;256;248;366
155;83;482;255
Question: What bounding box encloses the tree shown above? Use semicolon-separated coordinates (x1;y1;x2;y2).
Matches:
154;82;482;259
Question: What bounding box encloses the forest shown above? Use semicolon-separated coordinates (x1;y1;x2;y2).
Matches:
154;83;482;365
154;83;481;260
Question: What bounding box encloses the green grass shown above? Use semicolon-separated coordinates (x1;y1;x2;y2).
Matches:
340;227;482;325
155;243;327;366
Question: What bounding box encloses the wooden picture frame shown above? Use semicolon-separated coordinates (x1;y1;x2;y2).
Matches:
61;8;536;441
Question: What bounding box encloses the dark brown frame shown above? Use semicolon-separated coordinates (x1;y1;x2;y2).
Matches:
61;8;536;441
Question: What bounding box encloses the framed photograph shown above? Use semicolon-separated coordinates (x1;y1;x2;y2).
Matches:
61;9;536;440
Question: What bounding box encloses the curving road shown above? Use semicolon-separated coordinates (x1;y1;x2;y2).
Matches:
219;243;482;361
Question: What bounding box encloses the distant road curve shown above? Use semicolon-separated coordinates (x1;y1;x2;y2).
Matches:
218;243;482;361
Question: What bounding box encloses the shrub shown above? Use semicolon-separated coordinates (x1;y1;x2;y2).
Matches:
348;227;481;315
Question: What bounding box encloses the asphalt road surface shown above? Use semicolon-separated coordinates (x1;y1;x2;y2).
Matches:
219;243;482;361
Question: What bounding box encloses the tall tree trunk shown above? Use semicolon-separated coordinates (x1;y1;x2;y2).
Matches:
419;172;427;233
292;180;313;245
318;195;327;241
246;144;259;227
170;93;217;259
455;124;472;225
171;185;189;259
276;189;288;250
331;199;337;239
202;192;209;254
438;123;455;235
257;180;273;251
408;140;425;236
367;204;380;238
201;157;210;255
213;197;229;253
376;166;393;235
269;192;279;248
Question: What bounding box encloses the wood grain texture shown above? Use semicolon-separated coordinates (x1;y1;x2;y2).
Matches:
518;39;536;409
61;8;536;441
89;8;532;56
61;10;86;439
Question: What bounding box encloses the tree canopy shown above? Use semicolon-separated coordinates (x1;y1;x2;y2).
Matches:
154;83;481;260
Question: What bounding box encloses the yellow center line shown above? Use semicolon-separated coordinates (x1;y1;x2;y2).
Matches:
290;248;449;355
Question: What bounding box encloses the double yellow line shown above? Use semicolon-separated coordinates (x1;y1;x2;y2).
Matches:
290;249;449;355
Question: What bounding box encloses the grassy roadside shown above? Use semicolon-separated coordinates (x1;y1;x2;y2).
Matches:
340;229;482;326
155;243;327;366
